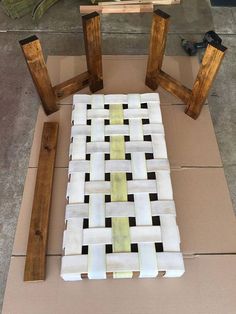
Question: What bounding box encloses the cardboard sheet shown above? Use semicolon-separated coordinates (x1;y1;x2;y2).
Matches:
4;55;236;314
3;255;236;314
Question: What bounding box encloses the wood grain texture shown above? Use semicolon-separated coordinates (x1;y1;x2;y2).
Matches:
185;43;227;119
157;70;192;103
24;122;59;281
19;36;59;115
80;4;153;14
53;71;90;100
145;9;170;90
82;13;103;93
98;0;180;5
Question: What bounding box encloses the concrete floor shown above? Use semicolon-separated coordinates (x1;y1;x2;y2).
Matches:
0;0;235;311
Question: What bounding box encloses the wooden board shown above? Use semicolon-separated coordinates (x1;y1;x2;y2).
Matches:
80;4;153;13
98;0;180;5
24;122;59;281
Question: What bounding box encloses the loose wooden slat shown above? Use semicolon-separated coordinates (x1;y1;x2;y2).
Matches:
98;0;180;5
19;36;59;115
53;71;90;100
24;122;59;281
185;43;227;119
82;12;103;93
80;4;153;14
145;9;170;90
156;70;192;104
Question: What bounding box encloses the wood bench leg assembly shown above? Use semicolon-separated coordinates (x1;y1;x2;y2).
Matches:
20;10;227;119
146;9;227;119
20;9;226;120
19;12;103;116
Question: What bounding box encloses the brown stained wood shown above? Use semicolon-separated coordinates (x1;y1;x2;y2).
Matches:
53;71;90;100
185;43;227;119
157;70;192;103
82;12;103;93
146;9;170;90
19;36;59;115
80;4;153;14
24;122;59;281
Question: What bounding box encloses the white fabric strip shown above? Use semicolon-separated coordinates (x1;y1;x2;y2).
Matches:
87;142;109;153
160;216;180;252
147;102;162;124
71;125;90;136
138;243;158;278
134;194;152;225
143;124;164;135
131;152;147;179
105;125;129;136
146;159;170;171
88;114;106;278
70;136;86;160
73;94;91;104
126;141;153;153
124;109;149;119
156;171;173;200
131;148;157;278
65;203;89;219
63;218;83;255
140;93;160;103
61;254;87;281
106;202;135;217
91;94;104;109
91;119;104;141
128;94;140;108
68;159;170;174
129;119;143;141
65;200;176;219
67;173;85;203
85;181;110;194
151;200;176;216
151;135;168;158
72;103;87;125
83;226;161;245
127;180;157;194
69;160;90;173
61;252;184;280
106;160;132;173
157;252;185;277
104;94;127;104
88;245;106;279
89;195;105;226
90;153;104;180
87;109;109;119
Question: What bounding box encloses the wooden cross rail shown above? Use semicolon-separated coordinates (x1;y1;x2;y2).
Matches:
19;12;103;116
146;9;227;119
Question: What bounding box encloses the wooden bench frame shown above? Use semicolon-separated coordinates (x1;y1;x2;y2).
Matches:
20;9;226;119
19;12;102;115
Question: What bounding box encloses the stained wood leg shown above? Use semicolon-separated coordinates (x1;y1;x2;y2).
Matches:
185;43;227;119
24;122;58;281
145;9;170;90
19;36;59;115
82;12;103;93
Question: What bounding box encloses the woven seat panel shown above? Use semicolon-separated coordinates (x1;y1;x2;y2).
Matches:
61;93;184;280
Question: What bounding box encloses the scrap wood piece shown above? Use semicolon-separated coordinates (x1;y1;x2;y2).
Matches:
80;4;153;13
98;0;180;6
24;122;59;282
